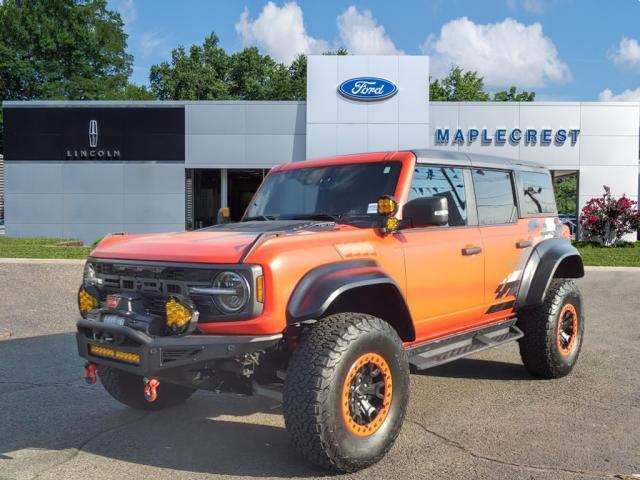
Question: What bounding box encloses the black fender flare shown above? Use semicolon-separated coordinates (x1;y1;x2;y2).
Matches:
515;239;585;310
286;260;415;341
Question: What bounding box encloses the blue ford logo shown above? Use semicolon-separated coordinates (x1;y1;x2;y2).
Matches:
338;77;398;102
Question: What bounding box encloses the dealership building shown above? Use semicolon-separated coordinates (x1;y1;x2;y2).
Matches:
2;55;639;244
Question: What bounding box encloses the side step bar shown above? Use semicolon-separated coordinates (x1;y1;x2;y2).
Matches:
407;318;523;371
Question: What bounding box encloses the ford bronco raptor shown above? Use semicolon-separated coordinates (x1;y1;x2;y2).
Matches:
76;149;585;472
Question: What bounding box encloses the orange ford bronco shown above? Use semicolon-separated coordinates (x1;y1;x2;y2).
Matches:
76;149;585;472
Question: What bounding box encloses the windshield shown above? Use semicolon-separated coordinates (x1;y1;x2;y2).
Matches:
244;161;402;225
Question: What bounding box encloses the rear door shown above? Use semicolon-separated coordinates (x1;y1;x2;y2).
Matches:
471;168;529;324
401;165;485;342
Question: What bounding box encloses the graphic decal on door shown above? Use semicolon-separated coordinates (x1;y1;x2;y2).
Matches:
485;218;568;314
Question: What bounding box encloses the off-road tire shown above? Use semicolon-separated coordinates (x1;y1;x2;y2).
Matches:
283;313;409;473
517;279;584;379
98;366;196;410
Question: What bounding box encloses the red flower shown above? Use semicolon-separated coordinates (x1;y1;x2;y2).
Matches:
588;216;597;223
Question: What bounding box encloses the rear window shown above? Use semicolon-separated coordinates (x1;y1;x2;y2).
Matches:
520;171;557;215
472;169;518;225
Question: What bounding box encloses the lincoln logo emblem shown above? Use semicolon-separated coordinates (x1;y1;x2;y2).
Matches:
89;120;98;148
65;119;120;160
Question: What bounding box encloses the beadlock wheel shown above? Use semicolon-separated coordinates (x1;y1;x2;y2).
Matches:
283;313;409;472
517;279;584;379
341;352;393;437
557;303;579;356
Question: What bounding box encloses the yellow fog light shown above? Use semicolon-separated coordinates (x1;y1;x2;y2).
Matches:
165;298;192;331
377;195;398;216
384;217;399;232
78;288;98;317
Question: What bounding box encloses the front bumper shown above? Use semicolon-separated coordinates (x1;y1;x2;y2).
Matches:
76;317;282;377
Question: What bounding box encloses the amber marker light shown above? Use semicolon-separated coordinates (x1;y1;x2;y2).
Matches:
165;298;192;330
256;275;264;303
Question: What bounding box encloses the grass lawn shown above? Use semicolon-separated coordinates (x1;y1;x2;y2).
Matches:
573;241;640;267
0;236;638;267
0;237;91;259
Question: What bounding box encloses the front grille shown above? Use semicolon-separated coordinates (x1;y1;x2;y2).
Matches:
94;262;213;283
92;260;253;322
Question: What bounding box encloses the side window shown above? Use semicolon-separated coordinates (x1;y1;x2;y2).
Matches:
409;166;467;226
472;169;517;225
520;171;557;215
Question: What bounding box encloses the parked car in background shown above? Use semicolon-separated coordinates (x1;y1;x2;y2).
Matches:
559;214;577;237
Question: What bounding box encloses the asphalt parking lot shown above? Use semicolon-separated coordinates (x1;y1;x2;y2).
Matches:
0;261;638;480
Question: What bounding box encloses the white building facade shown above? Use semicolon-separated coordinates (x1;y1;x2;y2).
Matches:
3;55;638;243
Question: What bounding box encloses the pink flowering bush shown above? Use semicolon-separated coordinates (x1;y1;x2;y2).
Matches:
580;186;640;246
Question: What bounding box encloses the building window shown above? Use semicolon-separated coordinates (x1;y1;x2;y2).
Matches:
472;169;517;225
409;166;467;226
521;171;558;215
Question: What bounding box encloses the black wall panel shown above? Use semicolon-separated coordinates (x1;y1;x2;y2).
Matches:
4;107;185;161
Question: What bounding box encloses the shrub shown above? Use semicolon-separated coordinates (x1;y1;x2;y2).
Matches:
580;186;640;246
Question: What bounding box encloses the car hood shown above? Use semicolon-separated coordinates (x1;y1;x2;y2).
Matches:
90;220;338;264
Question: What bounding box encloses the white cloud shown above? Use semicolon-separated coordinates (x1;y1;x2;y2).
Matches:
506;0;545;13
599;87;640;102
609;37;640;69
139;32;166;57
118;0;137;27
422;17;571;88
336;6;402;55
235;1;328;64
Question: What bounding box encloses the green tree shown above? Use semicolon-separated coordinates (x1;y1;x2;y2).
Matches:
0;0;140;152
553;175;577;215
323;48;348;56
149;33;230;100
429;67;490;101
288;54;307;100
150;33;310;101
429;67;535;102
494;86;535;102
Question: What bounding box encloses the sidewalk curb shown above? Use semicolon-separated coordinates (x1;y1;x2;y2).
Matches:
584;266;640;272
0;258;86;265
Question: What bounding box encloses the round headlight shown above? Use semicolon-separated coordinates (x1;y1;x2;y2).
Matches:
213;271;249;313
83;262;102;286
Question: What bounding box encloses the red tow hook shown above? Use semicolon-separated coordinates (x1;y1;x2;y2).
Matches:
84;362;98;385
144;378;160;403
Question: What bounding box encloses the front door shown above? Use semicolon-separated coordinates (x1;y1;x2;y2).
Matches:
401;166;485;343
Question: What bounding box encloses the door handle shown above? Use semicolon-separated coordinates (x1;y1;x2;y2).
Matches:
516;241;532;249
462;246;482;256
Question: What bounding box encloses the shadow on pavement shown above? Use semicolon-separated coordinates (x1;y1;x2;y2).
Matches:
413;357;534;381
0;333;327;478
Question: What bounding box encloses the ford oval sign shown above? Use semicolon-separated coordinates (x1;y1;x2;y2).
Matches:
338;77;398;102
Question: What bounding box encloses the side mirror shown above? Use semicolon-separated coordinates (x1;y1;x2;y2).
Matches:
217;207;231;224
402;196;449;228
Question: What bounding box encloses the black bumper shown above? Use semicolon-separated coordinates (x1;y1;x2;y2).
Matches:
76;318;282;376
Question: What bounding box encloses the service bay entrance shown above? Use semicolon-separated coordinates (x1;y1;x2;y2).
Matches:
187;168;267;229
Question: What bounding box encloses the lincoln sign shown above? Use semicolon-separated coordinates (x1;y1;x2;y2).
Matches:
435;127;581;146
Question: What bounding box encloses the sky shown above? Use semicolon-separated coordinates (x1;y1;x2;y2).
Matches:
110;0;640;101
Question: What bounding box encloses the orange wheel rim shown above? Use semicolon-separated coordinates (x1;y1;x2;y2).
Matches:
557;303;578;356
341;352;393;437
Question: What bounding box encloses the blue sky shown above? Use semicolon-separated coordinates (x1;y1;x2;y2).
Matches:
111;0;640;101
